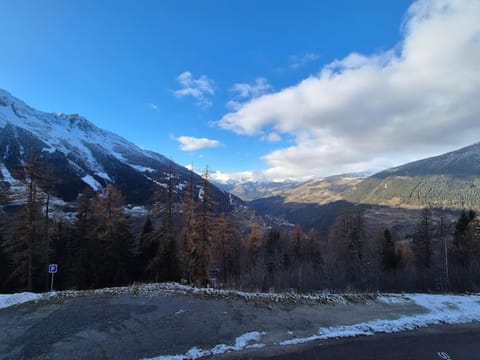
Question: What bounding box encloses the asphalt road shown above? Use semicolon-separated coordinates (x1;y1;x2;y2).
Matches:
1;290;479;360
257;324;480;360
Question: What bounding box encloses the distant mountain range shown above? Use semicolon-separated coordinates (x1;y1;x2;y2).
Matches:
212;179;299;201
0;88;242;214
212;172;373;202
248;146;480;230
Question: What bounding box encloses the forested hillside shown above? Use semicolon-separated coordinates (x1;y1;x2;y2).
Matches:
345;143;480;210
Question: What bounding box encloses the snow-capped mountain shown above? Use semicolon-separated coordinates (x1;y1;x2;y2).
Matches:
0;88;241;211
211;170;373;202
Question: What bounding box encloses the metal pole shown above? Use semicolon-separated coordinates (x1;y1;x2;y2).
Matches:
50;272;54;292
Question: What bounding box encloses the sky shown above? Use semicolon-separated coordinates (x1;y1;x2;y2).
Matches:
1;0;479;182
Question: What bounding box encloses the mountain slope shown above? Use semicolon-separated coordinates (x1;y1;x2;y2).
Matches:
213;180;300;201
0;88;241;211
344;143;480;209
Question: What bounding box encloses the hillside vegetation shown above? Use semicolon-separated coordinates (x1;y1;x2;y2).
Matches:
345;143;480;210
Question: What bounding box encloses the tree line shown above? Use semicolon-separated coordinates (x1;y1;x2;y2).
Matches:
1;160;480;293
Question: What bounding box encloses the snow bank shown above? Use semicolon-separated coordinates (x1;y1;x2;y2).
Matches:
0;292;44;310
280;293;480;346
143;331;265;360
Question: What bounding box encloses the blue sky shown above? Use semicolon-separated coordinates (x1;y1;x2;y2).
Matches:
1;0;479;181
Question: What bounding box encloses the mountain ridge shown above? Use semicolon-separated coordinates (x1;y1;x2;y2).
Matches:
344;142;480;210
0;88;241;212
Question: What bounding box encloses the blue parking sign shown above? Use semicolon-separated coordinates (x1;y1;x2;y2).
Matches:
48;264;58;273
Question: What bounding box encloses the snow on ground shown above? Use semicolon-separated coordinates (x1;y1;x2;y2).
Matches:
139;289;480;359
280;293;480;346
81;174;102;191
124;205;149;216
2;284;480;360
129;164;155;173
142;331;265;360
0;292;44;310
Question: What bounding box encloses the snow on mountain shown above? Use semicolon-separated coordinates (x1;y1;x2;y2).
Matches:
0;88;242;212
0;88;168;182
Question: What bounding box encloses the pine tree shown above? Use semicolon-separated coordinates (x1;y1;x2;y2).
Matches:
451;209;475;268
246;224;264;266
7;156;44;291
290;224;305;260
91;185;135;287
412;207;433;270
159;160;179;281
382;228;397;271
192;167;212;285
138;216;158;281
73;187;96;288
0;217;11;291
212;213;235;284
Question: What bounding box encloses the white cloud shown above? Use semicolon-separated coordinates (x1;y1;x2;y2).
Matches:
289;52;320;69
230;78;272;99
210;170;257;183
177;136;222;151
226;78;272;110
147;103;159;111
218;0;480;180
261;132;282;142
174;71;215;109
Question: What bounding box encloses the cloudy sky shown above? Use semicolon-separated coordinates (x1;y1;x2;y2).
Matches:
1;0;479;181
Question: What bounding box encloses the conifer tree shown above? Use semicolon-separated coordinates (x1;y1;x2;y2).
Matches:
451;209;476;268
246;224;264;265
181;169;198;283
382;228;397;271
212;213;235;284
192;167;212;285
412;207;433;270
92;185;135;287
290;224;305;260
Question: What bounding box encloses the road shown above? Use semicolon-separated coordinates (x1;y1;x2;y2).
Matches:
244;324;480;360
1;288;479;359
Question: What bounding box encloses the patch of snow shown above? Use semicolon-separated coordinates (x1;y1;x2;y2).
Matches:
197;186;204;201
124;206;149;216
377;294;410;304
95;171;111;182
129;164;155;173
177;182;187;191
0;292;44;310
143;331;265;360
145;175;168;188
41;146;56;154
280;294;480;346
0;164;15;183
81;175;102;191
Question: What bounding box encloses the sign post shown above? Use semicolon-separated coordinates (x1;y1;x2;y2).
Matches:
48;264;58;292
